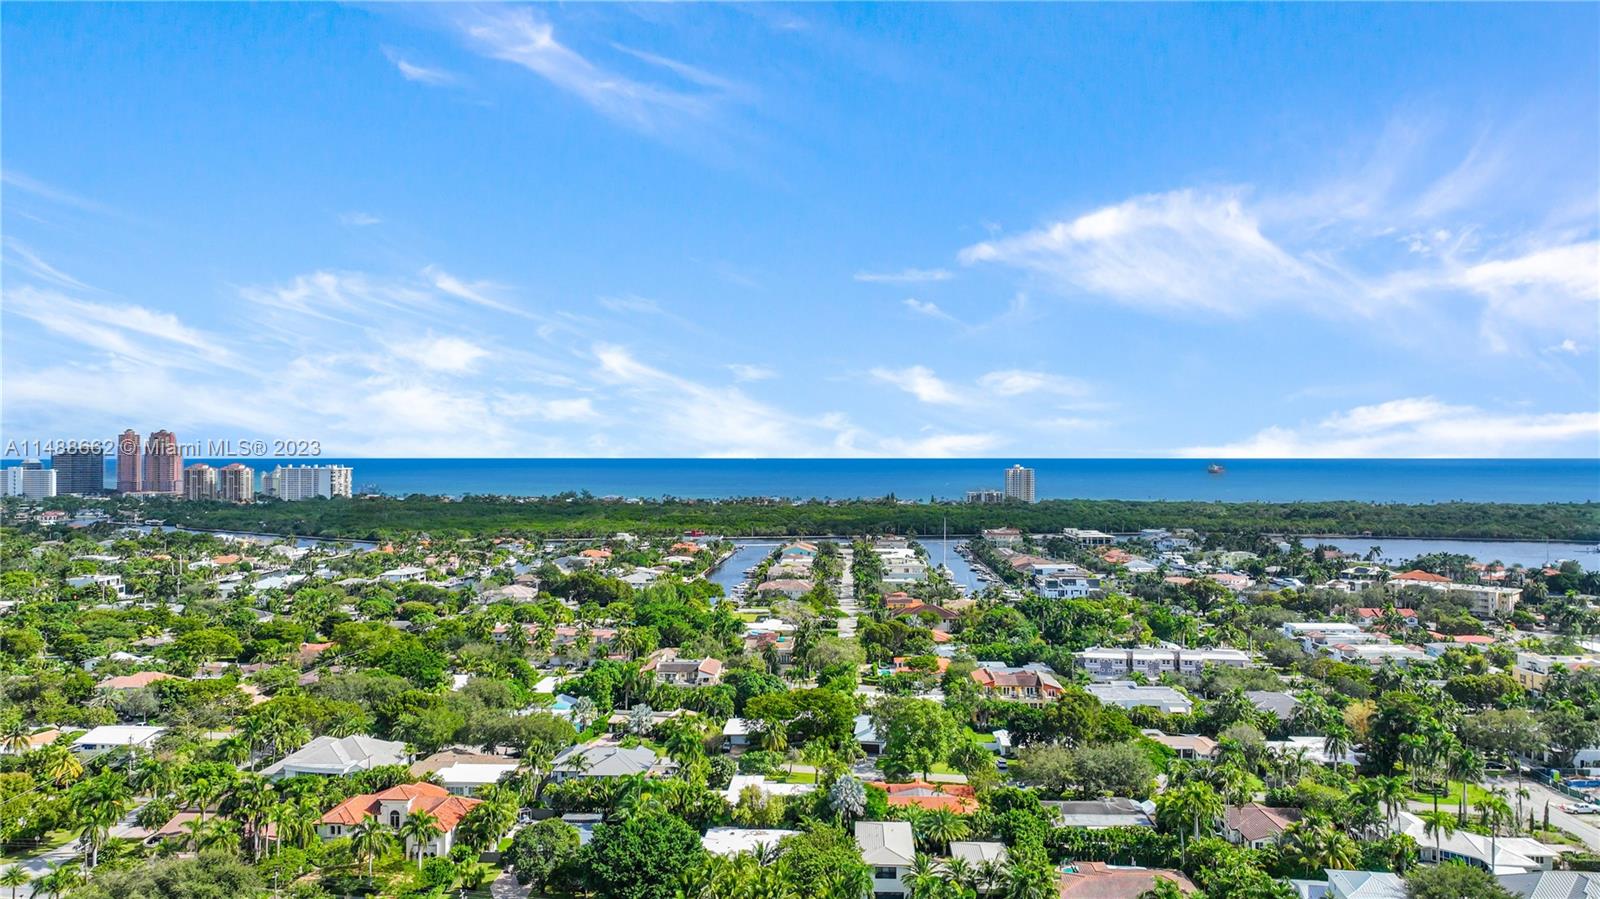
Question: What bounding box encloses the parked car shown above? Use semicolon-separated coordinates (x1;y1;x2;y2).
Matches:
1559;803;1597;815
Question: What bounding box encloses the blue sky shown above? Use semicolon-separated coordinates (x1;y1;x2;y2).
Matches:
3;3;1597;458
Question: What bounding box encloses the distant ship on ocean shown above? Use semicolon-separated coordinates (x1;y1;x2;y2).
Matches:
1208;463;1226;475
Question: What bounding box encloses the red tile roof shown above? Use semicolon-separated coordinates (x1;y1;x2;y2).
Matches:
1392;569;1451;583
868;780;979;813
321;782;480;832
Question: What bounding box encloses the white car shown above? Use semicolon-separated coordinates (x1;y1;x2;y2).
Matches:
1559;802;1598;815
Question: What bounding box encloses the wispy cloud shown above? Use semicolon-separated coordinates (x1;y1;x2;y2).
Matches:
1179;397;1600;458
382;46;459;86
4;240;95;291
976;369;1091;399
458;8;736;137
870;365;965;405
1;170;118;216
855;267;953;284
728;363;777;382
902;297;960;325
960;189;1323;315
338;211;383;227
959;118;1599;350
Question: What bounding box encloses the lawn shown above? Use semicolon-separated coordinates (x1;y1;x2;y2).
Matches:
0;829;74;863
1407;780;1497;808
779;769;818;784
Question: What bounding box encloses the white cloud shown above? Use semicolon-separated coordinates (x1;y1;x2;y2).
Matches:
957;120;1599;350
960;189;1322;315
902;298;959;324
1180;397;1600;458
870;365;964;405
727;363;777;382
976;369;1090;398
855;267;953;284
338;211;383;226
386;335;490;374
5;286;231;367
1548;338;1585;355
458;9;729;136
382;47;459;86
4;240;95;291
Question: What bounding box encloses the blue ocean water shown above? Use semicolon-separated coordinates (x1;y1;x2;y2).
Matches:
5;457;1597;503
100;457;1600;503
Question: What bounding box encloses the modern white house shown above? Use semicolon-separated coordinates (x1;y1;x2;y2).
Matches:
433;762;519;796
73;725;165;753
701;826;800;856
260;734;410;779
855;821;916;898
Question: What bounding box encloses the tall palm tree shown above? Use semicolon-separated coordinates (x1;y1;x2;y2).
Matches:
398;808;442;870
67;773;132;869
224;775;276;860
0;865;31;899
1479;793;1514;868
1419;810;1457;863
1157;781;1222;865
1373;775;1409;835
348;818;395;878
1444;744;1484;826
1322;727;1353;769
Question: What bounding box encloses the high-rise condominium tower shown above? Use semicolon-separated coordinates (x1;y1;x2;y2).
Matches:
51;449;105;495
183;463;217;501
116;429;142;493
142;430;182;494
1004;464;1036;504
216;463;256;503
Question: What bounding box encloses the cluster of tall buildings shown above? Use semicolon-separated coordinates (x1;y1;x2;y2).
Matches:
115;429;182;494
966;464;1037;504
2;428;354;503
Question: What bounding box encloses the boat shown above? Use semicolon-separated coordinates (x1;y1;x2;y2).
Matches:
1207;463;1225;475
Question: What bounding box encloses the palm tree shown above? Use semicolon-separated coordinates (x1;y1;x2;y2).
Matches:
1373;775;1409;835
1480;793;1514;867
181;774;224;826
34;863;81;899
1002;861;1055;899
0;866;31;899
398;808;442;870
1419;810;1457;863
944;857;978;895
1322;727;1353;769
906;853;946;899
223;775;275;860
918;808;970;855
0;722;31;756
1157;781;1223;864
67;772;132;869
349;818;395;878
1446;745;1485;826
36;745;83;786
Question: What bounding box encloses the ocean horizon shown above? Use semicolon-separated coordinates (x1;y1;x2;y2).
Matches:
11;457;1597;504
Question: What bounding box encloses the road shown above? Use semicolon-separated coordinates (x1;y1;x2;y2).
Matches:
1490;776;1600;852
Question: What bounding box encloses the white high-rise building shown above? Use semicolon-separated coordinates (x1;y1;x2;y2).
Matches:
261;465;353;500
1004;464;1036;503
3;460;57;499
